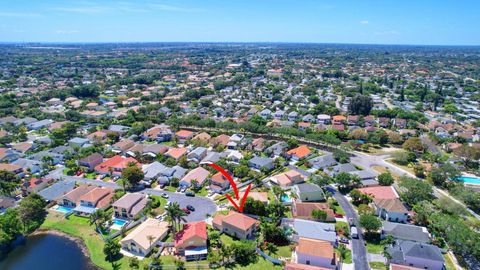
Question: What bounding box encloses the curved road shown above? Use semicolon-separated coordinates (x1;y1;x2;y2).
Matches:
47;167;217;222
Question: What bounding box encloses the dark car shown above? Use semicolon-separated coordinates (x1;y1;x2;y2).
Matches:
185;191;195;197
186;205;195;211
182;208;191;214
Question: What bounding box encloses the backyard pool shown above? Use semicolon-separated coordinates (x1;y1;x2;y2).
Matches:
51;205;73;214
457;176;480;185
111;218;128;230
281;194;292;203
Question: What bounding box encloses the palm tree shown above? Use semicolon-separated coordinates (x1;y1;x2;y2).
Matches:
165;202;187;235
338;244;348;263
147;235;155;251
89;210;102;232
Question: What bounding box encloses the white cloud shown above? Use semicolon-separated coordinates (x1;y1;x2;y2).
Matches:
360;20;369;25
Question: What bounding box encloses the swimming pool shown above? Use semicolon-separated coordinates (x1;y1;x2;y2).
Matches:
457;176;480;185
52;205;73;214
281;194;291;203
112;218;128;227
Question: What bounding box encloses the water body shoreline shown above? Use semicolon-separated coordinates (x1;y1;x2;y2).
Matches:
1;229;99;270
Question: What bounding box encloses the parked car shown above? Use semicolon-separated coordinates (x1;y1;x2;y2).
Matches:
339;237;349;244
350;226;358;239
348;218;355;226
180;186;187;193
164;201;172;209
186;205;195;211
185;191;195;197
176;186;182;192
161;193;169;199
182;208;191;214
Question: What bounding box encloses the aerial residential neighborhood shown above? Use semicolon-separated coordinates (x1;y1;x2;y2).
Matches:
1;1;480;270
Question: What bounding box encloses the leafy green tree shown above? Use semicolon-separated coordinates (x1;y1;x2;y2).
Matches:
0;208;22;245
399;176;434;206
333;149;350;163
103;238;121;262
17;194;47;233
378;172;394;186
311;209;327;221
402;137;425;153
348;94;373;116
231;240;257;265
0;170;21;196
335;172;352;188
359;214;382;234
121;161;144;189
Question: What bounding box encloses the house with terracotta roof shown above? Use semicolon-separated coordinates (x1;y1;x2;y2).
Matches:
358;186;399;200
193;132;211;142
209;134;230;147
240;191;269;204
73;186;114;216
285;262;333;270
270;170;305;189
180;167;210;188
175;129;194;143
294;238;337;269
94;155;140;176
58;185;96;208
112;193;148;220
165;147;187;160
332;115;346;125
286;145;312;161
212;211;259;239
121;218;169;257
209;171;231;193
87;130;110;143
175;221;208;261
292;201;335;222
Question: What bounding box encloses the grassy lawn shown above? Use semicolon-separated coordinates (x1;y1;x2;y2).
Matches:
194;186;208;196
335;247;352;264
328;198;345;216
385;159;415;175
269;245;292;259
163;185;177;192
41;212;156;270
444;253;457;270
230;257;283;270
85;172;96;179
369;262;387;270
150;195;167;216
371;165;401;181
366;241;384;254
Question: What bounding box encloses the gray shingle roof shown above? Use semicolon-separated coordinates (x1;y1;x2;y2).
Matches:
382;221;430;243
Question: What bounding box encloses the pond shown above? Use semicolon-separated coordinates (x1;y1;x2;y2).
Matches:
0;233;97;270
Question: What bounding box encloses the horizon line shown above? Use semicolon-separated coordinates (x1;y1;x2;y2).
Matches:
0;41;480;47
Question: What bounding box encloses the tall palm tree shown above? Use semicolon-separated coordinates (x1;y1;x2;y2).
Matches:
165;202;187;235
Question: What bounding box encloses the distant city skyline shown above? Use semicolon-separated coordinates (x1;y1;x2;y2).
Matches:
1;0;479;45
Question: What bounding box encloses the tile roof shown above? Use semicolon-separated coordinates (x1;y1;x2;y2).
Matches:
214;211;258;231
296;238;335;259
174;221;207;247
94;155;140;174
121;218;169;250
165;147;187;159
286;145;311;159
358;186;399;200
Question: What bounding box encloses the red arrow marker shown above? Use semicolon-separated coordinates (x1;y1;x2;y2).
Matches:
226;183;251;213
207;163;251;212
207;163;239;199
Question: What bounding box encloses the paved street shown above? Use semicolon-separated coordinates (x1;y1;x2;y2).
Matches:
47;167;218;222
326;185;369;270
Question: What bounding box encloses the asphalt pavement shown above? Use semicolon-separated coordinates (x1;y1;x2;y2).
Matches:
327;185;369;270
47;167;217;222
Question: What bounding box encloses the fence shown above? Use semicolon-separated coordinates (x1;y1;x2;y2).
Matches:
256;248;283;265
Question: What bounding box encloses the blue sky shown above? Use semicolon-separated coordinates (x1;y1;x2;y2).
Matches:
0;0;479;45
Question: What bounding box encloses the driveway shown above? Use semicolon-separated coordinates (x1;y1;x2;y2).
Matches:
47;167;218;222
326;185;369;270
